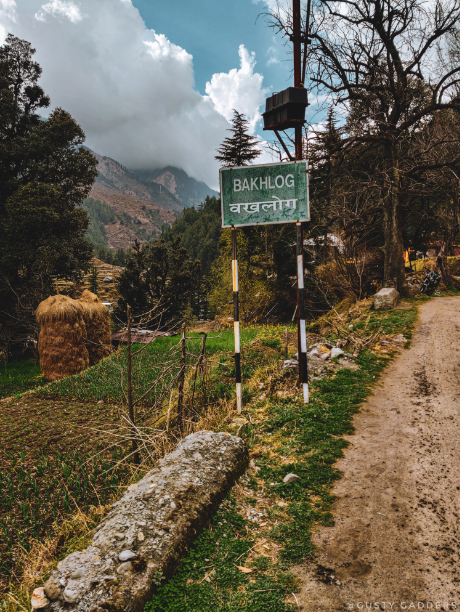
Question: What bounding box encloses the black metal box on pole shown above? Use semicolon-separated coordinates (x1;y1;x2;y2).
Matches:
262;87;308;132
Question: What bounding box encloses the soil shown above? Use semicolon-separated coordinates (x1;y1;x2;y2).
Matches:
296;297;460;611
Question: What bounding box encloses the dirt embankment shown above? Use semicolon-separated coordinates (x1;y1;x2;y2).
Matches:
297;297;460;611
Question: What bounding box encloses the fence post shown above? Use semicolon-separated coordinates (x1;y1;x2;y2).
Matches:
177;323;186;435
127;305;140;464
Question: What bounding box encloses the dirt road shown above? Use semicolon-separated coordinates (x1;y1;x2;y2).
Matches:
296;297;460;611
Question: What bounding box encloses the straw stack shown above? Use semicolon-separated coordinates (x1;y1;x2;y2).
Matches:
78;289;112;365
36;295;89;381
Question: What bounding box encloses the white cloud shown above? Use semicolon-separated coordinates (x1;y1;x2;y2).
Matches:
35;0;84;23
252;0;279;11
205;44;268;134
0;0;16;22
0;1;267;188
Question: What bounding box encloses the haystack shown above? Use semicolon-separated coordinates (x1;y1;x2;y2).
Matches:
36;295;89;381
78;289;112;365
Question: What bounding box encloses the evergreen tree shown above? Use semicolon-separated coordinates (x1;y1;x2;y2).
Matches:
114;238;199;328
89;266;99;295
0;35;97;353
215;110;261;167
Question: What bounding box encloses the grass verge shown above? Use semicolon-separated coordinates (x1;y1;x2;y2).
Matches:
144;303;419;611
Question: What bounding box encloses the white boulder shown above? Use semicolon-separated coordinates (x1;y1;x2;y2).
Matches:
374;287;400;310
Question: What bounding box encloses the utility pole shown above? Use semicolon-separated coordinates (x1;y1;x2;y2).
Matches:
293;0;308;401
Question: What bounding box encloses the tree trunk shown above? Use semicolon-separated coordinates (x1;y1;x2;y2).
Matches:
383;142;408;297
437;173;460;289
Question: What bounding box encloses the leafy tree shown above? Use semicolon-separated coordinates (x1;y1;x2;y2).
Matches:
215;110;261;167
0;35;97;351
268;0;460;295
114;238;200;328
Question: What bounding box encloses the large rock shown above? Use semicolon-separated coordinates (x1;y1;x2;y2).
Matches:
41;431;248;612
374;287;400;310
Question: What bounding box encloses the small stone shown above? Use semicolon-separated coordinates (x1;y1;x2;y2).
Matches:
44;577;61;601
97;400;104;404
320;351;331;361
137;531;145;541
259;393;266;400
114;532;125;540
31;587;49;609
308;348;320;358
70;567;86;579
283;359;299;370
63;588;79;604
119;549;137;562
170;502;176;509
283;473;302;483
103;276;113;282
117;561;133;575
330;347;344;359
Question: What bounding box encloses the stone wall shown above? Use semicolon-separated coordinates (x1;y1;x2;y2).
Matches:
35;431;248;612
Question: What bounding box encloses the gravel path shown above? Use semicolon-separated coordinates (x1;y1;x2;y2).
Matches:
296;297;460;611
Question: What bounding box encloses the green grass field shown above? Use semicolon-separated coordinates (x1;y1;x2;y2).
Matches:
0;308;419;608
0;360;45;399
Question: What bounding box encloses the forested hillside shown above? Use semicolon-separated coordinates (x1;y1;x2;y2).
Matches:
163;196;221;274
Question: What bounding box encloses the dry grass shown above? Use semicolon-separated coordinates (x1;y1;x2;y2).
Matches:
36;295;89;381
4;504;112;612
79;290;112;365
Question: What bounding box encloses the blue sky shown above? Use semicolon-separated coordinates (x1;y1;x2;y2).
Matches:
132;0;292;103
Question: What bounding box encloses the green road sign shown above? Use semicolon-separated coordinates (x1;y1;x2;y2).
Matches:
220;160;309;228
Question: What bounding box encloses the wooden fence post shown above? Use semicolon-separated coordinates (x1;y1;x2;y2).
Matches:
127;305;140;464
177;323;186;435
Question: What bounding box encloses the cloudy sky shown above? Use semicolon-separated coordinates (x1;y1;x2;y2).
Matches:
0;0;302;189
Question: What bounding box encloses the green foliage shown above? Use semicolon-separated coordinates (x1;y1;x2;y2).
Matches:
215;110;261;168
81;197;116;250
95;246;128;266
0;35;97;346
114;237;200;327
165;196;221;275
0;360;45;399
144;499;296;612
0;444;128;578
89;266;99;295
163;195;222;319
208;225;297;322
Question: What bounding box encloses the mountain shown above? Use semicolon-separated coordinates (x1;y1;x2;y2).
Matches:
134;166;219;209
86;152;218;251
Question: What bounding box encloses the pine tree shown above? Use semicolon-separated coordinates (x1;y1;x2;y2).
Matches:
89;266;99;295
215;110;261;167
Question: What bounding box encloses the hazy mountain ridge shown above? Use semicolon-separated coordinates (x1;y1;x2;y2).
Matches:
134;166;219;209
87;151;219;250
